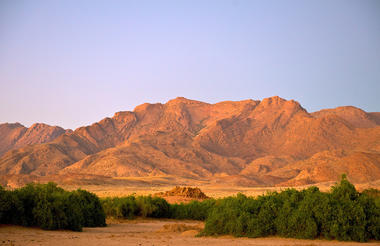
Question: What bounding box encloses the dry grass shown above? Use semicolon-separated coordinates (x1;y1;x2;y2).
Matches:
58;176;380;199
156;223;203;233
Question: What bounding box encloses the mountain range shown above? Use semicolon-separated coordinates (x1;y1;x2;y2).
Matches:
1;96;380;187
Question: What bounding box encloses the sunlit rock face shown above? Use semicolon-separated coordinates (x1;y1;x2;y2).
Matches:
1;96;380;187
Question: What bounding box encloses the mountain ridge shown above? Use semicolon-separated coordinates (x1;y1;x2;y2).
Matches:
1;96;380;187
0;122;71;157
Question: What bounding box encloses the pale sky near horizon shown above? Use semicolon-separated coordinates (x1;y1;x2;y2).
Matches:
1;0;379;130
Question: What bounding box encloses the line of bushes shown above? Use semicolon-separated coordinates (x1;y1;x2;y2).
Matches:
200;175;380;242
0;182;106;231
1;176;379;242
101;195;170;219
101;195;215;221
99;175;380;242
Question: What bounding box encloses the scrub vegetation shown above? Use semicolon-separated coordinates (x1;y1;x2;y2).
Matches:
101;196;215;221
201;175;380;242
1;175;379;242
0;182;106;231
101;175;380;242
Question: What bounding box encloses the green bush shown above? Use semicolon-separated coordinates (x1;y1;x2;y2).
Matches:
73;189;106;227
170;199;215;220
101;195;171;219
201;175;380;242
101;195;214;220
0;186;23;225
135;196;170;218
101;196;138;219
0;182;106;231
32;190;83;231
362;188;380;199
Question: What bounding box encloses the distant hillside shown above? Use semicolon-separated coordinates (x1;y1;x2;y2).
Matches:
1;96;380;187
0;122;71;156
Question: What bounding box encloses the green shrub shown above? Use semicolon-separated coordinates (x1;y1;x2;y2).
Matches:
101;196;138;219
102;195;214;221
0;186;23;225
327;175;366;242
201;175;380;242
0;182;106;231
102;195;171;219
32;190;83;231
170;199;215;220
358;192;380;240
202;196;242;236
136;196;170;218
13;183;40;226
361;188;380;199
201;193;273;237
73;189;106;227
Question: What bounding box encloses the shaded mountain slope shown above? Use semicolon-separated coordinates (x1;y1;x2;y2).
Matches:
273;150;380;186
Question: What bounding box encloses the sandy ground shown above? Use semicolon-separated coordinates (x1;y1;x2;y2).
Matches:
1;219;379;246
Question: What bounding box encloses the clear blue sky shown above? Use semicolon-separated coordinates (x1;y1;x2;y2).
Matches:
1;0;379;130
